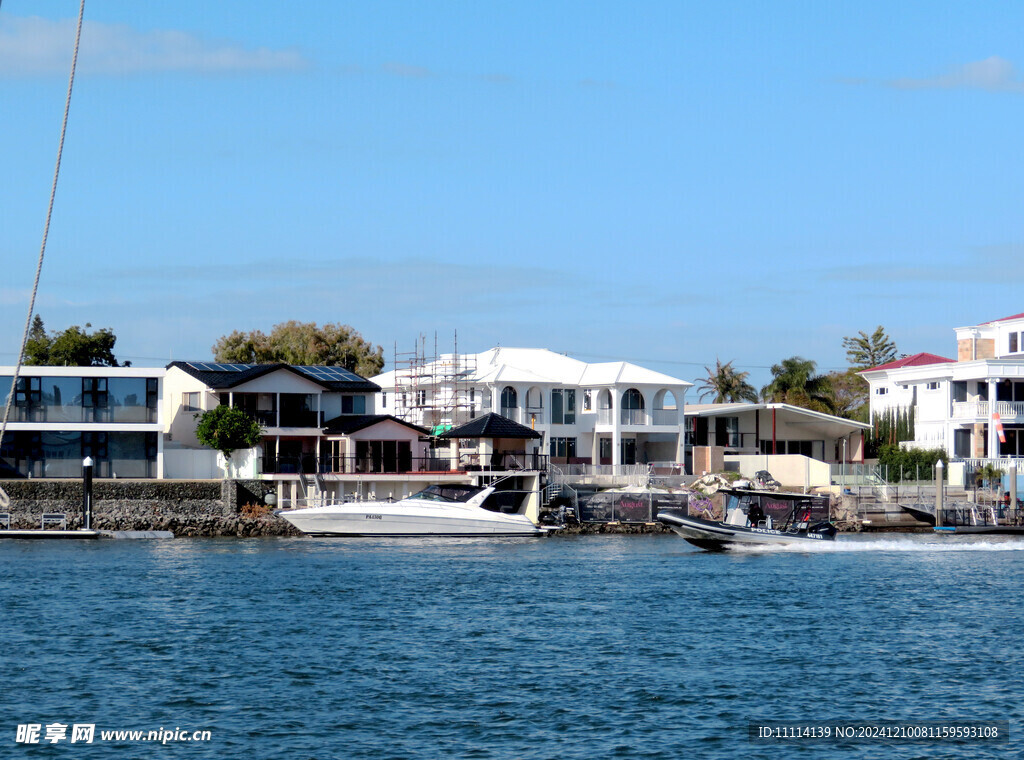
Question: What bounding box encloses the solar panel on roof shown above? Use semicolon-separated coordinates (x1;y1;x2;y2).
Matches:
294;366;364;382
186;362;256;373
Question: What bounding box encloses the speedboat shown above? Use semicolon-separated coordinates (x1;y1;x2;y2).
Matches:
658;488;837;551
276;483;546;536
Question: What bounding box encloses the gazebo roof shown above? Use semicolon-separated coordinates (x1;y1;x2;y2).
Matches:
438;412;541;440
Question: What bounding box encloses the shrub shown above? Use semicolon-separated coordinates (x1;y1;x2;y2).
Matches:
877;445;947;482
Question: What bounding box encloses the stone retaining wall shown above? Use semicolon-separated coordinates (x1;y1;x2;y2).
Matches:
0;479;298;537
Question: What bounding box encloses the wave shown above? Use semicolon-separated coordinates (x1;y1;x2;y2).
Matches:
729;536;1024;553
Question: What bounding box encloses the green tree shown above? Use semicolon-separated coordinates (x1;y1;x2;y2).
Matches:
23;316;123;366
843;325;897;370
825;369;869;420
696;359;758;403
195;405;264;463
866;406;915;458
761;356;833;412
212;321;385;377
23;315;50;366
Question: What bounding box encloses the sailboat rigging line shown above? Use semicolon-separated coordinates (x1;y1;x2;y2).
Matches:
0;0;87;507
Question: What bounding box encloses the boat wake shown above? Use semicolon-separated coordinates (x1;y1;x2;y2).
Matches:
729;536;1024;554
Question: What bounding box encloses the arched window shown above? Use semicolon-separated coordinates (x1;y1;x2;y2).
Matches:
622;388;645;409
500;387;518;421
621;388;645;425
501;386;518;408
653;389;678;425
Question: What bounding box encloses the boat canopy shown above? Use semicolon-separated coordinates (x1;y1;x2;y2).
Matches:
409;485;486;503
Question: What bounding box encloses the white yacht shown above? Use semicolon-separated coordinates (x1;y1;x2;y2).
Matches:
276;484;545;536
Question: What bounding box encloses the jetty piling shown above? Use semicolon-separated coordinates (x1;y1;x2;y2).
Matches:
82;456;93;530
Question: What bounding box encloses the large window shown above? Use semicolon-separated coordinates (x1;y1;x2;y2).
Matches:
3;430;155;478
952;381;967;403
551;388;576;425
108;377;152;423
716;416;740;447
280;394;318;427
549;437;577;460
82;377;108;417
341;395;367;415
40;377;83;422
224;392;276;425
500;386;518;419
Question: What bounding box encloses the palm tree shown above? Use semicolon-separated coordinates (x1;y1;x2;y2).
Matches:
761;356;833;412
697;359;758;403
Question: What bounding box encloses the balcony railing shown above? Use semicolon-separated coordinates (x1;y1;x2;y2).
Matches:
264;455;450;475
459;452;548;472
499;406;520;422
595;408;652;426
7;405;157;424
952;400;1024;420
651;408;678;425
275;411;323;428
621;409;647;425
525;407;545;425
262;452;549;475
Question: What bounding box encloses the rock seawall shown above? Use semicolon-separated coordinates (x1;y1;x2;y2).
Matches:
0;479;298;537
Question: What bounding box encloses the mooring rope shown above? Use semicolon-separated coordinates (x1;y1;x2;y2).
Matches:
0;0;86;508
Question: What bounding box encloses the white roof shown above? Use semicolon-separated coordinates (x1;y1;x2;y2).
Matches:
686;402;870;431
372;347;691;389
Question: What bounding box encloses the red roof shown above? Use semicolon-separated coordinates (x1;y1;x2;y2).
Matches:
984;312;1024;324
863;352;955;372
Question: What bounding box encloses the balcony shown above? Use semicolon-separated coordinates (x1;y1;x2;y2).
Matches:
621;409;647;426
262;452;547;475
275;411;322;428
595;408;654;426
952;400;1024;420
499;406;520;422
651;408;678;426
8;405;157;424
525;407;545;425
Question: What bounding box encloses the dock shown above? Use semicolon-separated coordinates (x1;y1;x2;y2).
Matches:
0;530;174;540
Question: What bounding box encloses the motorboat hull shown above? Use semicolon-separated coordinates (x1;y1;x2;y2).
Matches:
657;510;837;551
277;501;543;537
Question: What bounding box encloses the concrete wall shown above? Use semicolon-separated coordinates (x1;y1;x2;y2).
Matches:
724;454;832;490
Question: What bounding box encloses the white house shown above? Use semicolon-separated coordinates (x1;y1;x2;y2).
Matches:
862;311;1024;460
163;361;545;509
372;347;692;468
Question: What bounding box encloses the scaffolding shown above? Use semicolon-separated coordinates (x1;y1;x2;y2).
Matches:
391;332;479;434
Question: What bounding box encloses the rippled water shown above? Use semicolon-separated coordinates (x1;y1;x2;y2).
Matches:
2;533;1022;758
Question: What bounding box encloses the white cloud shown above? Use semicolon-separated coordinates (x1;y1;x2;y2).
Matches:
0;15;309;76
888;56;1024;92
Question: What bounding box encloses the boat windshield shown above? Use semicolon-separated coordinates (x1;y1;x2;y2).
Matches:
726;490;830;529
408;485;485;503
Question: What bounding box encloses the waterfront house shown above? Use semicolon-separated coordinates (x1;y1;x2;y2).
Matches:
684;402;869;486
0;366;163;478
163;361;547;509
371;347;693;471
861;312;1024;463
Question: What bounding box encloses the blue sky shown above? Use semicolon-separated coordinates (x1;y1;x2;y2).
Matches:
2;1;1024;389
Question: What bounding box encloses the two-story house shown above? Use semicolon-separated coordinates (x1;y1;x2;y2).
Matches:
0;366;163;478
372;347;692;469
862;312;1024;461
